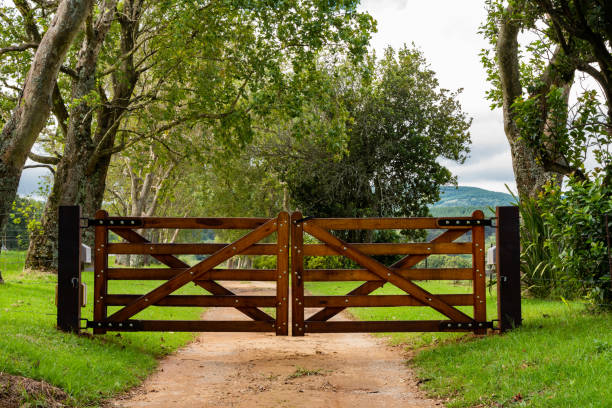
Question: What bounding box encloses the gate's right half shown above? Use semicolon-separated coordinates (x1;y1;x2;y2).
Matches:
291;211;494;336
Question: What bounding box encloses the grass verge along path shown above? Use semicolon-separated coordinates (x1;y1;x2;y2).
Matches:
307;280;612;407
0;251;204;407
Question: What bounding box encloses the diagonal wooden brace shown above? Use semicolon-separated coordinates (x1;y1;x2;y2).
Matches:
110;228;274;322
306;228;469;322
107;219;277;322
303;223;474;323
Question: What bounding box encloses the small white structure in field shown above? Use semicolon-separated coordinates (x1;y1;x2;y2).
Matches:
80;244;92;264
486;246;496;276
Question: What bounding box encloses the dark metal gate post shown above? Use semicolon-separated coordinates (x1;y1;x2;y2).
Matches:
57;206;82;333
496;206;521;332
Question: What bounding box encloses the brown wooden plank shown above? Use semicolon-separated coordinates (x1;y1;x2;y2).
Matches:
107;219;277;322
303;242;472;256
106;295;277;307
276;212;289;335
304;294;473;307
303;222;474;323
311;218;474;230
472;210;487;334
110;228;274;322
291;212;305;336
107;268;277;281
107;243;277;255
303;268;473;281
307;229;470;321
304;321;475;333
107;217;270;229
93;210;109;335
99;320;275;332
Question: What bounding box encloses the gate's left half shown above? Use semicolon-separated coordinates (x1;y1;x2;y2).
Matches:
87;211;290;335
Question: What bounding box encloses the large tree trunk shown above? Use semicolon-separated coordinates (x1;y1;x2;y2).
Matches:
25;1;117;270
0;0;93;267
496;9;568;200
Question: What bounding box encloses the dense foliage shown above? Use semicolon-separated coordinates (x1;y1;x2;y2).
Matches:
270;47;471;220
538;176;612;309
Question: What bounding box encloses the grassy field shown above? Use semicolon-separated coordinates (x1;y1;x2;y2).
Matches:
0;251;204;407
306;280;612;407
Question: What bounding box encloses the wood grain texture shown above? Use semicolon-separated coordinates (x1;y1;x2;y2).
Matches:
107;220;277;322
93;210;108;334
304;321;475;333
276;212;290;335
303;242;471;256
291;212;305;336
472;210;487;334
107;268;277;281
110;228;275;322
304;294;473;307
303;222;474;323
303;268;473;281
105;295;277;307
305;229;470;322
107;243;277;255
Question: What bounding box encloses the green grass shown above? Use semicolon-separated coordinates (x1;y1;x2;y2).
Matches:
0;251;204;407
307;280;612;407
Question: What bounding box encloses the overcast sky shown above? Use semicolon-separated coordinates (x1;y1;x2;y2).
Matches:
17;0;517;196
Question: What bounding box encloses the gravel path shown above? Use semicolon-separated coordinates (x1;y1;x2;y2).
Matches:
109;281;442;408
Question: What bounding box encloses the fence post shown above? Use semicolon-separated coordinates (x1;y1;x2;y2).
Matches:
57;205;82;333
496;206;521;332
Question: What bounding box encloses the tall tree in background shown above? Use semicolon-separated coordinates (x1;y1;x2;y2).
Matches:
264;47;471;221
482;0;610;199
19;0;375;270
530;0;612;185
0;0;93;270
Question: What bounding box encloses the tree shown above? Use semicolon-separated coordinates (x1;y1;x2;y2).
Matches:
481;0;611;199
529;0;612;185
267;47;471;223
21;0;375;270
0;0;93;267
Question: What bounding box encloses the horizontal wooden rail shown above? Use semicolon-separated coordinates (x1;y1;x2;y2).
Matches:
105;295;277;307
302;268;473;281
303;242;472;256
303;320;476;333
303;294;473;307
107;243;277;255
107;268;277;281
309;218;474;230
105;217;270;229
93;320;276;332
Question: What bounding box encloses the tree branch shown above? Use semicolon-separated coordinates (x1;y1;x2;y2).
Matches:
28;151;61;164
23;164;55;174
0;42;38;55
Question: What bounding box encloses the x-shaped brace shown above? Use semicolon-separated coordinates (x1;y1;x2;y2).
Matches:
107;219;277;322
303;222;474;323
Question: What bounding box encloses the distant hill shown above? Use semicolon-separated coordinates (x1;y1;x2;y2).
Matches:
433;186;514;207
428;186;514;218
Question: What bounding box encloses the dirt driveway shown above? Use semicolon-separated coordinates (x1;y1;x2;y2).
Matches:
110;282;442;408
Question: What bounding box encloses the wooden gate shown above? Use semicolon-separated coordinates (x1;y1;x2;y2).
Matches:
290;211;492;335
87;211;290;335
57;207;520;335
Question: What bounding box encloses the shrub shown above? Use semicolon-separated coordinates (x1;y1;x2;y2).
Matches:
537;175;612;310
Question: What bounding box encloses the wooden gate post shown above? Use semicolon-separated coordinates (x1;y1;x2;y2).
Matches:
57;206;82;333
496;206;521;332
